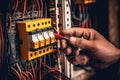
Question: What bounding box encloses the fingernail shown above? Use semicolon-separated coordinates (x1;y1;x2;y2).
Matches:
69;37;76;44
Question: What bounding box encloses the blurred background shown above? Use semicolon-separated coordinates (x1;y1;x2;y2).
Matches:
73;0;120;80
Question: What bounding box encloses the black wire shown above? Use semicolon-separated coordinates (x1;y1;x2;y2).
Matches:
43;0;47;18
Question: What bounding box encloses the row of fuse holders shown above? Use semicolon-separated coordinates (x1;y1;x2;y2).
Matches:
17;18;56;61
28;28;55;51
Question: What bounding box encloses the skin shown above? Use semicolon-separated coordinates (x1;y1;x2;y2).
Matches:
61;28;120;69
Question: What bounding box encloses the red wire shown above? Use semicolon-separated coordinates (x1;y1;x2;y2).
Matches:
30;61;36;80
21;0;27;18
35;0;41;17
0;21;4;66
21;74;26;80
16;63;27;80
17;0;24;12
41;61;58;72
22;71;30;80
12;68;21;80
40;0;43;18
25;71;34;80
39;58;42;80
26;0;36;11
13;0;19;14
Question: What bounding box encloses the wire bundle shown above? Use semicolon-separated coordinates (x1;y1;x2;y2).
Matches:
11;59;70;80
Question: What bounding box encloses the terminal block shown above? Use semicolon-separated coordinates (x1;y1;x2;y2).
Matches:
17;18;55;60
42;29;51;45
17;18;52;32
28;31;39;50
47;28;55;44
21;46;53;60
75;0;96;4
37;30;45;47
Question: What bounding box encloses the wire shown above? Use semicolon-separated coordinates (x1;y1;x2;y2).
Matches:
16;63;22;76
30;61;36;80
16;63;30;80
13;0;18;15
8;14;12;32
35;0;41;17
48;55;52;67
0;20;4;66
25;71;34;80
12;67;21;80
39;58;42;80
41;62;70;80
27;0;36;11
22;71;30;80
40;0;43;18
21;73;27;80
44;1;47;18
15;0;24;12
21;0;27;18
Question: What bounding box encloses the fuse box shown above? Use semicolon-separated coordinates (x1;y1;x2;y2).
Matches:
17;18;56;60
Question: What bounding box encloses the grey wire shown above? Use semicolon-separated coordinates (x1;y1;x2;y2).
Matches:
44;1;47;18
43;55;46;64
72;12;82;21
48;54;52;67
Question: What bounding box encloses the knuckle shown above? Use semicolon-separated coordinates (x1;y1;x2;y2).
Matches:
74;38;81;45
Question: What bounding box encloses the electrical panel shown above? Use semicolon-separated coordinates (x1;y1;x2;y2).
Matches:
0;0;96;80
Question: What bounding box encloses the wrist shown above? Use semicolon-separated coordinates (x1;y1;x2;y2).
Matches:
115;48;120;61
111;48;120;64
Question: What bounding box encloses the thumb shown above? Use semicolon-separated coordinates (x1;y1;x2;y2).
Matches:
69;37;93;49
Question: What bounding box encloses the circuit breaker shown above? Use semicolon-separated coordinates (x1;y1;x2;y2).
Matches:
17;18;56;60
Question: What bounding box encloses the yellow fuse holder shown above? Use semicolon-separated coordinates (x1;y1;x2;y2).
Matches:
75;0;96;4
28;31;39;50
37;30;45;47
42;29;51;45
48;29;56;44
17;18;53;60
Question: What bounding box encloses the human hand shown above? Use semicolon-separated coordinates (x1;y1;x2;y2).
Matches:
61;28;120;68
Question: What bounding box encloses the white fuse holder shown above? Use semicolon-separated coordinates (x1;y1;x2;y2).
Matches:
48;29;55;44
28;32;39;50
42;29;50;45
37;30;45;48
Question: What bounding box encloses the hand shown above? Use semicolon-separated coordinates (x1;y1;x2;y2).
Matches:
61;28;120;68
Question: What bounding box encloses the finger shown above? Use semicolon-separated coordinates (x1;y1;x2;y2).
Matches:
69;37;93;49
93;63;109;69
61;39;67;49
69;55;89;65
62;28;91;37
73;48;80;56
64;46;72;55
